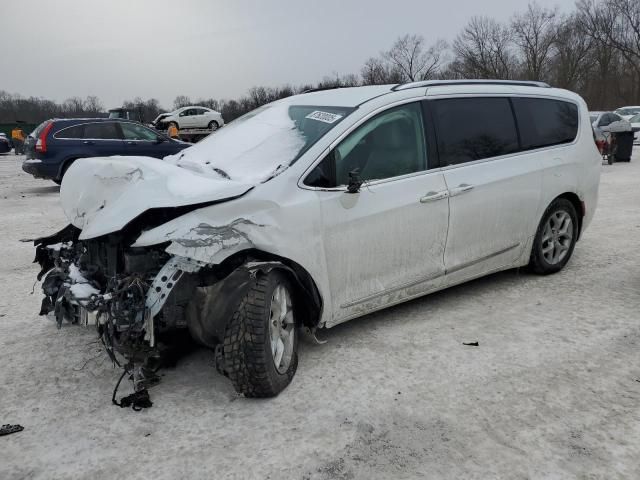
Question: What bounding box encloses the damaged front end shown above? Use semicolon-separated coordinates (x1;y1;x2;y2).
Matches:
35;224;205;394
34;222;319;405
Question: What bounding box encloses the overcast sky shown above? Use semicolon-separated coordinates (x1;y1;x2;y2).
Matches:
3;0;568;109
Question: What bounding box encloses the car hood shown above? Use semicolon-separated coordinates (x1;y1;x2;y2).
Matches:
60;156;253;240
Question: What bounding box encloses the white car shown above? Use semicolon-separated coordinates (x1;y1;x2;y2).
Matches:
33;81;600;399
629;113;640;144
614;106;640;121
162;106;224;131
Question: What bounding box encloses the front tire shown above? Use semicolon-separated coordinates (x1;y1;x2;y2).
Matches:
528;198;578;275
208;120;219;131
223;270;298;397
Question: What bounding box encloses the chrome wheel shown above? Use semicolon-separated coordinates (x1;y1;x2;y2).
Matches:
541;211;573;265
269;284;295;374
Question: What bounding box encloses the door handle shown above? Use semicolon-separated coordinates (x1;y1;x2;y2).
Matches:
83;140;94;145
449;183;474;197
126;141;137;145
420;190;449;203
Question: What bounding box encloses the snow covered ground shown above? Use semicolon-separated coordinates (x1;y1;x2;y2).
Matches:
1;152;640;479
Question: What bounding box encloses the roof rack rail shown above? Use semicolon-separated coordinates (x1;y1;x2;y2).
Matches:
301;85;346;94
391;79;551;91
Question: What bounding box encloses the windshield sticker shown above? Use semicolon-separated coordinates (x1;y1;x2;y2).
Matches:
305;111;343;124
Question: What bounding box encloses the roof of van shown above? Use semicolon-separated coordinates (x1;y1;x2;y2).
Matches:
289;81;580;108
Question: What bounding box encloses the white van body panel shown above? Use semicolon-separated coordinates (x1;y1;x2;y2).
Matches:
62;84;601;329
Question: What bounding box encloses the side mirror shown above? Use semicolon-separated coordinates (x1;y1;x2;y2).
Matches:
347;169;363;194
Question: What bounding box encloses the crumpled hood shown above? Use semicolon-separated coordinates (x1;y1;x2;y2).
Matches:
60;156;253;240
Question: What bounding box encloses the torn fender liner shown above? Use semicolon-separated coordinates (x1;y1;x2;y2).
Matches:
60;156;254;240
186;261;316;349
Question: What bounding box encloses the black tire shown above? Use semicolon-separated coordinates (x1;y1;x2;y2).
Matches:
208;120;219;131
56;158;77;184
528;198;579;275
223;270;298;397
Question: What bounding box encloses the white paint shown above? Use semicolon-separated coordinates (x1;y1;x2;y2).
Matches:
60;83;599;329
60;156;253;240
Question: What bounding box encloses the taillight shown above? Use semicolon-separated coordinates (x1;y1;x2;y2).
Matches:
35;122;54;153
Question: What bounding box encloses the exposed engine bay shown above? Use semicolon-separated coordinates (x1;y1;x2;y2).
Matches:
34;222;320;408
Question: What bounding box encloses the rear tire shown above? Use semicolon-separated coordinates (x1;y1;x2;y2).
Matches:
222;270;298;397
528;198;578;275
56;159;77;185
208;121;219;131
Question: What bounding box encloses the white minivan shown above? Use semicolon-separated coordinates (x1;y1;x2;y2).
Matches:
35;80;601;399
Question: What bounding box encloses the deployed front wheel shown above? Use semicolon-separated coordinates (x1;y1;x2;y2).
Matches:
223;271;298;397
528;198;578;275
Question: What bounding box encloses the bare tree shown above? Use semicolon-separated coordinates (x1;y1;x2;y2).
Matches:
361;57;405;84
383;35;447;81
512;3;558;80
83;95;104;115
550;14;593;90
173;95;192;110
452;17;516;79
578;0;640;99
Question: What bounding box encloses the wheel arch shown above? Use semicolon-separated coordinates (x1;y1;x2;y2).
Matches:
57;156;82;180
555;192;584;239
216;248;324;329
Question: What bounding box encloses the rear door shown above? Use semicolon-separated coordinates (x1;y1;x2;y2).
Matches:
82;122;124;156
431;97;542;281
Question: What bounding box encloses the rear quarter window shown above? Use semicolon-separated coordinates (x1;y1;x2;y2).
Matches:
54;124;84;139
512;98;578;150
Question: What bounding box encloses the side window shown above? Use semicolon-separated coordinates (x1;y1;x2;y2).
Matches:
55;124;84;139
307;102;427;187
599;114;612;127
432;97;519;166
121;122;160;141
512;98;578;149
84;123;121;140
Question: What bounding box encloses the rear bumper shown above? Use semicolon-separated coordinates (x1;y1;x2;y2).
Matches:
22;159;59;180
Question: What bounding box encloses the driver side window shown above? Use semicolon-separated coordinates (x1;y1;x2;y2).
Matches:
305;102;427;188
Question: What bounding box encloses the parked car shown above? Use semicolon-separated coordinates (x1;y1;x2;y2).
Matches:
590;111;625;153
161;106;224;131
0;133;11;153
151;112;173;130
33;81;600;399
614;106;640;121
629;113;640;144
22;118;190;183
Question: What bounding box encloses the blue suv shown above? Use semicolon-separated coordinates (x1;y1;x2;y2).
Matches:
22;118;191;183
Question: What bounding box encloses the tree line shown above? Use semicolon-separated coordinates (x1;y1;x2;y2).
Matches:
1;0;638;125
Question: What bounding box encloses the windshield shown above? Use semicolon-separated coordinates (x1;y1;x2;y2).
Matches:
616;108;640;116
629;114;640;123
165;101;354;183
